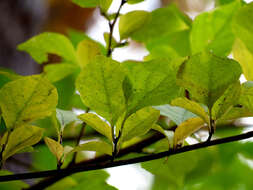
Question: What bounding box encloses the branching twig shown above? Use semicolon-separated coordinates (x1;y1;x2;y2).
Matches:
1;130;253;185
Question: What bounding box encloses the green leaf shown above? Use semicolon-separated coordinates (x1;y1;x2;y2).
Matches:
232;2;253;54
153;105;196;125
190;1;240;56
0;171;28;189
238;81;253;113
233;39;253;80
56;109;80;131
76;55;126;126
177;51;242;108
44;63;79;83
18;32;77;64
131;4;191;43
72;0;99;8
44;137;64;162
171;97;209;124
100;0;112;13
121;107;160;141
123;58;183;114
78;113;112;141
3;125;44;161
119;10;150;40
70;140;112;156
173;117;205;147
77;39;103;68
127;0;145;4
0;75;58;129
212;82;241;120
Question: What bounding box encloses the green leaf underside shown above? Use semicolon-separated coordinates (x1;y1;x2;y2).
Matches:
0;75;58;129
76;55;125;126
70;140;112;156
3;125;44;161
121;107;160;141
171;97;209;124
56;108;79;131
78;113;112;141
18;32;77;64
123;58;183;114
154;105;196;125
177;51;242;108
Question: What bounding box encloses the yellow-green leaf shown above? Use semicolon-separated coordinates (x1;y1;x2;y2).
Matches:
212;82;241;121
44;137;64;162
17;32;77;64
174;117;205;147
0;75;58;129
78;113;112;141
77;39;102;68
171;97;209;124
121;107;160;141
3;125;44;161
119;11;150;40
76;55;126;126
70;140;112;156
99;0;112;13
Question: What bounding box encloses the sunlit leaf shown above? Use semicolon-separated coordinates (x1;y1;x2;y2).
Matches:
44;137;64;162
0;75;58;129
3;125;44;161
18;32;77;64
78;113;112;141
177;51;242;108
76;55;126;126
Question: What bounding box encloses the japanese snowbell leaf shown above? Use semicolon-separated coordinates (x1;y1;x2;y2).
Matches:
77;39;102;68
0;171;28;189
190;1;240;56
3;125;44;161
16;146;34;154
153;105;196;125
56;109;80;131
44;137;64;162
0;75;58;129
131;4;191;43
121;107;160;141
212;82;241;121
232;2;253;54
177;51;242;108
119;10;150;40
238;81;253;113
70;140;112;156
17;32;77;64
76;55;126;126
44;63;79;83
174;117;205;147
72;0;99;8
233;39;253;80
152;124;174;147
123;58;183;114
78;113;112;141
127;0;145;4
100;0;112;13
171;98;209;124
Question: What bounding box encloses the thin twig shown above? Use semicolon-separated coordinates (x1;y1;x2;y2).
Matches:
1;130;253;184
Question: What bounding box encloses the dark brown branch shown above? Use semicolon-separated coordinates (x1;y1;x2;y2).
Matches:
1;130;253;187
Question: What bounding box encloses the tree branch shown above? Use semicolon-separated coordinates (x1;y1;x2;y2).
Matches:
1;130;253;187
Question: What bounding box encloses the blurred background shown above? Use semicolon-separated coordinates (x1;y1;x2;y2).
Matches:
1;0;253;189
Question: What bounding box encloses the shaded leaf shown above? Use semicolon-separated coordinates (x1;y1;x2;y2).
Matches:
0;171;28;189
0;75;58;129
56;108;80;131
72;0;99;8
100;0;112;13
